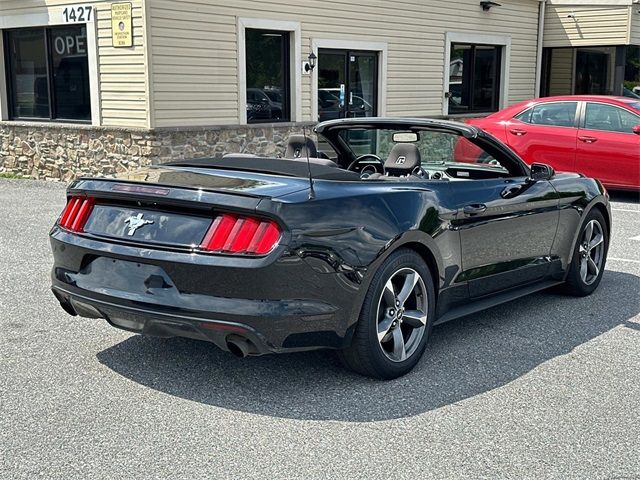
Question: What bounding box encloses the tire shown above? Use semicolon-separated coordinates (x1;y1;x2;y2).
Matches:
337;249;436;380
560;209;609;297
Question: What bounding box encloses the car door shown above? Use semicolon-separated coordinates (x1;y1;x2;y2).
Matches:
575;102;640;189
504;101;579;173
450;143;561;298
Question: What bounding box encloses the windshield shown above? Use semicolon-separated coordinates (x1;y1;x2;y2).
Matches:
337;128;499;165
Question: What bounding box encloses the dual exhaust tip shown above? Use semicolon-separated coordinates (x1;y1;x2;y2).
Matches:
225;334;258;358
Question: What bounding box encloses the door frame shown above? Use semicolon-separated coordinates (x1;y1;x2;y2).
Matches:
311;39;387;122
316;48;379;119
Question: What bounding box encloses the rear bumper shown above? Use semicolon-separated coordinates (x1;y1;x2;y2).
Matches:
50;229;362;354
52;285;277;355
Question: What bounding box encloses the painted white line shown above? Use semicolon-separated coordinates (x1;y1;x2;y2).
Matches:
631;235;640;242
608;257;640;264
611;208;640;213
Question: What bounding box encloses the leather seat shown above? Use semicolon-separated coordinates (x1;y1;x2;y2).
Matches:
283;135;339;167
383;143;422;176
284;135;319;159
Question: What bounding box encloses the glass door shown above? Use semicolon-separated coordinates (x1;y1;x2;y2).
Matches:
317;49;378;122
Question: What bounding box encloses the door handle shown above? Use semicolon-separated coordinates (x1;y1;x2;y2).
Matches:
509;128;527;136
463;204;487;215
578;136;598;144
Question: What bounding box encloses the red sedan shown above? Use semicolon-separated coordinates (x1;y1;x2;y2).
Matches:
463;96;640;191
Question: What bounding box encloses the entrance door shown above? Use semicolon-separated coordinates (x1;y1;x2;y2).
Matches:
317;49;378;122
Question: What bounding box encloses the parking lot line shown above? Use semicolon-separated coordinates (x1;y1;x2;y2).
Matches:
608;257;640;264
611;208;639;213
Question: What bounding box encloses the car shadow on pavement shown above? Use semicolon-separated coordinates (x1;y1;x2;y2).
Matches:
97;270;640;422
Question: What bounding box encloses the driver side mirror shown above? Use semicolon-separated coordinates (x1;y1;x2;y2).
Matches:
528;163;555;182
633;125;640;136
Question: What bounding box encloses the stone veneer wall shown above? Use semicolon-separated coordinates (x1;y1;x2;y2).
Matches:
0;122;316;181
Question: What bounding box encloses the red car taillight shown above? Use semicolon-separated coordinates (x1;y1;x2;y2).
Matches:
58;196;95;232
200;214;281;255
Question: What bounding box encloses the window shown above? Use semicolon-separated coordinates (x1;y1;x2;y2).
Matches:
516;102;577;128
4;25;91;121
245;29;290;123
449;44;501;114
584;103;640;133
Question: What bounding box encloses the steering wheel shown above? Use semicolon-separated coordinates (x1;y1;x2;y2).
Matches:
346;154;385;173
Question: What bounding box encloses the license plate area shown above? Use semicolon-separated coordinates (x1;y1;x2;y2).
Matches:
83;205;211;247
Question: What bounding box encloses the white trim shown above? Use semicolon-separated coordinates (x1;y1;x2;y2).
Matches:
237;18;301;124
443;32;512;116
0;8;101;126
548;0;634;5
535;0;547;97
310;39;388;122
0;34;8;121
142;0;155;129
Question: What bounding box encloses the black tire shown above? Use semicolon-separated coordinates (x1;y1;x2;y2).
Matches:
560;209;609;297
337;249;436;380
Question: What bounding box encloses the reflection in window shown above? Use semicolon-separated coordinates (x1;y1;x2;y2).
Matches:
449;43;501;114
625;46;639;97
517;102;577;128
4;25;91;121
584;103;640;133
245;29;290;123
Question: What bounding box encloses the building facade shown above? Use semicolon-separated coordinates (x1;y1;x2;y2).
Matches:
0;0;638;180
542;0;640;97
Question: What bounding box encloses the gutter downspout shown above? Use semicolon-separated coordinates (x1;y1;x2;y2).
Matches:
534;0;547;98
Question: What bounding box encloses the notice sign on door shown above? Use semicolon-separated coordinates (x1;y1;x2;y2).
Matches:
111;2;132;47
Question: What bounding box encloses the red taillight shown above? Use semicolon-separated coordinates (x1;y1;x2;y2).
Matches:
58;196;95;232
200;214;281;255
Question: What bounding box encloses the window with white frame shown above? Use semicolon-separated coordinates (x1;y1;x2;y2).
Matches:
448;43;502;114
244;28;291;123
4;25;91;121
444;33;510;116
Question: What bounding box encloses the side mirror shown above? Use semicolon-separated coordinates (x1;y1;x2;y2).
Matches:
633;125;640;136
528;163;555;182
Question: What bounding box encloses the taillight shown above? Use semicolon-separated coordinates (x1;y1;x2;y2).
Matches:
58;196;95;232
200;214;281;255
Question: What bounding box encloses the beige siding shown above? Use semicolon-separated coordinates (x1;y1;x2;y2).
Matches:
632;10;640;45
0;0;149;127
547;49;574;96
149;0;541;128
544;5;631;48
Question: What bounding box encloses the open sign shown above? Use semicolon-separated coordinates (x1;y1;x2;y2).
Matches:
52;34;87;56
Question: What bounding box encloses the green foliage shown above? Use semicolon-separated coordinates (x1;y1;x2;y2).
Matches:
0;172;26;179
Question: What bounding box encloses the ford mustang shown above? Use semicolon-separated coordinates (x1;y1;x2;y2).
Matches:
50;118;611;379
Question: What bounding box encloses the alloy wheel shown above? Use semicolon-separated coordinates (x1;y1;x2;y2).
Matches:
578;219;605;286
376;268;428;362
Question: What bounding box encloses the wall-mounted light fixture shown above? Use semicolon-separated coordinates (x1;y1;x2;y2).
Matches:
480;1;501;11
305;51;317;73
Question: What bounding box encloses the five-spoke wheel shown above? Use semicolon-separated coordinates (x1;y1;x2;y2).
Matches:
562;209;609;296
376;268;428;362
577;219;605;286
338;249;435;379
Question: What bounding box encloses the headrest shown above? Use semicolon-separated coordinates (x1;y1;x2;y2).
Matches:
284;135;318;159
384;143;421;176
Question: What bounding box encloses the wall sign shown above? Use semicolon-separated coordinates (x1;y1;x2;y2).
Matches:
62;5;93;23
111;2;133;48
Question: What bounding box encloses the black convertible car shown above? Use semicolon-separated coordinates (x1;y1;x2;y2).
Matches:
50;118;611;379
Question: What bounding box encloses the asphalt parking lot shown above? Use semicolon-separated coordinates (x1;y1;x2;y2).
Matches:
0;179;638;479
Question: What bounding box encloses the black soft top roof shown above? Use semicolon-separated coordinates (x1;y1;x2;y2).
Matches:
164;156;361;181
